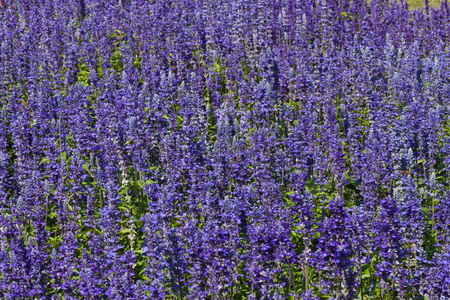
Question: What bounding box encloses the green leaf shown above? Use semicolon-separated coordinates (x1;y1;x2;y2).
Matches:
83;163;94;177
40;157;50;165
119;228;131;235
145;178;157;185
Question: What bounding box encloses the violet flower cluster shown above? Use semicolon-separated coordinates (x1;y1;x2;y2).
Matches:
1;0;450;299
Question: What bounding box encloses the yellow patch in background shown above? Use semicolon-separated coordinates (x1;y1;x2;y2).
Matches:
408;0;442;9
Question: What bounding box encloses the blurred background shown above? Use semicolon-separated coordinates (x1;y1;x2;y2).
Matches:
408;0;441;8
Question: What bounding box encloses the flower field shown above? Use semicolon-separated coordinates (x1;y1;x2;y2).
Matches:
1;0;450;299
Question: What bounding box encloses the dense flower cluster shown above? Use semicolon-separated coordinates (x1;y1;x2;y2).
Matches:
1;0;450;299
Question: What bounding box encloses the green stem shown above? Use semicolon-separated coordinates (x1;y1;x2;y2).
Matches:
288;263;297;296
